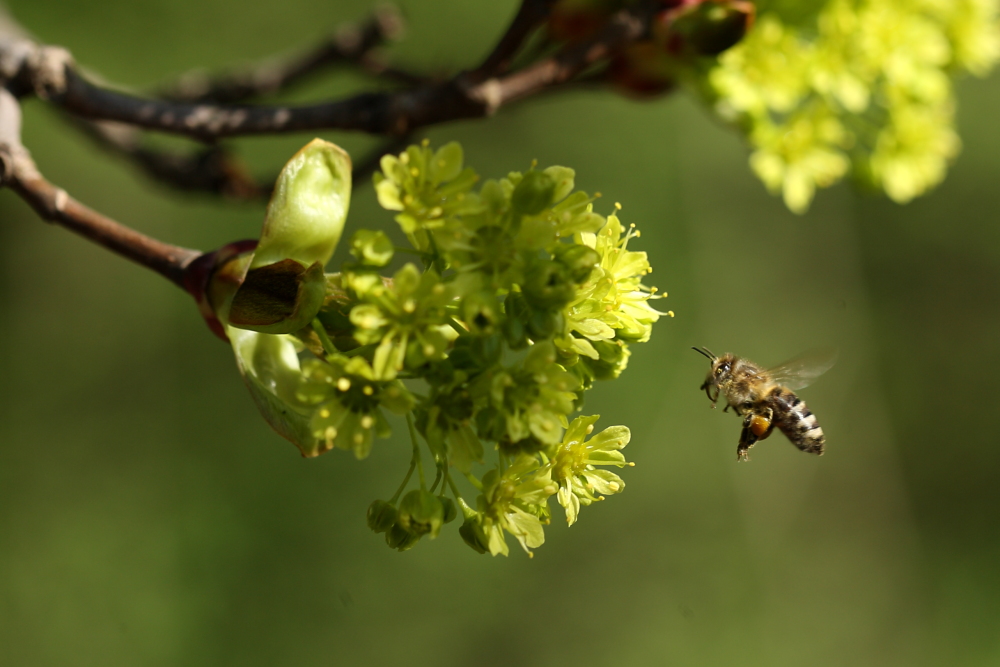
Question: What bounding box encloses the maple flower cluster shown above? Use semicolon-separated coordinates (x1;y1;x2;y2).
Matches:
704;0;1000;212
209;140;664;556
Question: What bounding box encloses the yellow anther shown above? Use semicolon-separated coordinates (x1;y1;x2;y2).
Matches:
337;378;351;392
363;385;374;396
360;415;374;429
319;408;331;419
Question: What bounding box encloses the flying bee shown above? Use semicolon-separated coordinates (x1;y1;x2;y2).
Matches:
693;347;837;461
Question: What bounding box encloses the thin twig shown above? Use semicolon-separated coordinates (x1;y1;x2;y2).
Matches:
469;0;559;82
72;117;268;200
157;4;410;104
0;88;201;288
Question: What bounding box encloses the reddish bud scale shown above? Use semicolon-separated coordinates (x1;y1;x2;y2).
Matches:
609;42;676;99
182;239;258;342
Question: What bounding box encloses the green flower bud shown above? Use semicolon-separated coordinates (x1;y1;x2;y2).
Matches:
350;229;394;267
475;406;507;443
523;259;575;309
511;170;556;216
469;334;502;368
583;339;632;381
459;517;488;554
367;500;397;533
386;523;420;551
553;244;600;283
462;291;503;334
397;489;445;538
439;496;458;524
502;292;530;349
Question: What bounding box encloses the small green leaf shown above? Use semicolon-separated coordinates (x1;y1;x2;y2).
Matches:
228;327;318;456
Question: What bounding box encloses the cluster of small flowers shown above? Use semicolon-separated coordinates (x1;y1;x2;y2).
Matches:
222;141;664;556
704;0;1000;212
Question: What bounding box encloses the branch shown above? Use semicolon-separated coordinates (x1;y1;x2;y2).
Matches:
0;88;201;288
72;117;268;200
157;4;410;104
469;0;560;81
2;6;649;140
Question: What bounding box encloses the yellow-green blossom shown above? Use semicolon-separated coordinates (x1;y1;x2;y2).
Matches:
296;355;414;458
550;415;631;526
347;263;456;380
702;0;1000;212
568;213;661;346
472;454;557;557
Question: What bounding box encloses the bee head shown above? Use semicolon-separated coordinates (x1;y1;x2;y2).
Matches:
693;347;734;403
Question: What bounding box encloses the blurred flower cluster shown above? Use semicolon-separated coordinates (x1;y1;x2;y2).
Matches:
703;0;1000;212
208;139;665;556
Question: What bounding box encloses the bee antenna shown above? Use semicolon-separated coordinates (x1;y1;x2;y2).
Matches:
692;346;716;361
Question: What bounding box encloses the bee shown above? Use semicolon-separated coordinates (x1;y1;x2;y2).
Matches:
693;347;837;461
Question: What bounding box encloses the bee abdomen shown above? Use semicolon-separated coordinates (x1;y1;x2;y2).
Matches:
767;387;825;455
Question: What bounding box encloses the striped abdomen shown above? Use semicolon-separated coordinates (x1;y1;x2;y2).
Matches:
765;386;825;455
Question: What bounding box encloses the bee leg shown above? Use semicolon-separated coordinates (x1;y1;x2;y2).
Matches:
737;421;756;461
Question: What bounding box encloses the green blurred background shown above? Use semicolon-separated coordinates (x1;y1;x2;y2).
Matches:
2;1;998;665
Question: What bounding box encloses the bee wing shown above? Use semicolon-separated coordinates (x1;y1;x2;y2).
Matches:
767;348;838;391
